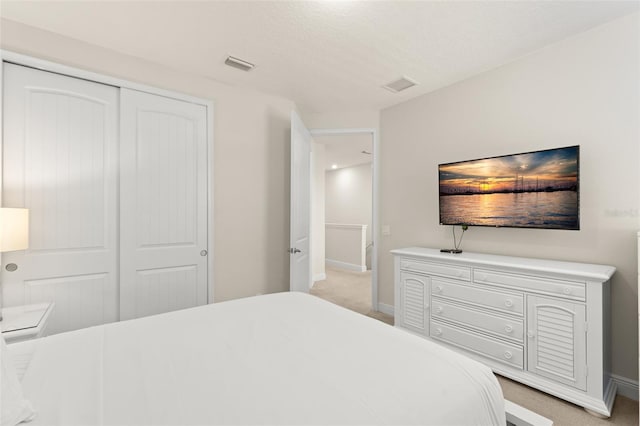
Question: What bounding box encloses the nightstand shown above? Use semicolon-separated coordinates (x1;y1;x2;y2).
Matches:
1;302;54;344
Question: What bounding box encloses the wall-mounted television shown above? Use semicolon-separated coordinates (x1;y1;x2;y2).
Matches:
439;146;579;230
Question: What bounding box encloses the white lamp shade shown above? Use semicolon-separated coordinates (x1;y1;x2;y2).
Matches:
0;208;29;252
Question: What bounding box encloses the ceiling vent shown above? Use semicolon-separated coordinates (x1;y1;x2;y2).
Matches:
383;76;418;93
224;56;255;72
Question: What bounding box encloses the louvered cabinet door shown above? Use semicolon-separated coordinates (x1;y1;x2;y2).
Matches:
398;272;429;335
527;295;587;390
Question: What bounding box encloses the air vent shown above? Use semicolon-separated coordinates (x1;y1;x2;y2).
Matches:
383;76;418;93
224;56;255;72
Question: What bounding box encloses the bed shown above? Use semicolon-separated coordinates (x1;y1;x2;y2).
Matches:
4;292;506;425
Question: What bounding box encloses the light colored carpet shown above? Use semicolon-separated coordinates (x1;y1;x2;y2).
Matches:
310;266;638;425
310;267;393;324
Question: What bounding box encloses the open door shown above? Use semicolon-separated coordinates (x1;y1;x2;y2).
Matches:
289;111;312;292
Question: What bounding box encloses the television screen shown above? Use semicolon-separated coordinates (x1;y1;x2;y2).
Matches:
439;146;579;230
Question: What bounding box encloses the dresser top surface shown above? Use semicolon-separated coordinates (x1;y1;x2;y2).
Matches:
391;247;616;281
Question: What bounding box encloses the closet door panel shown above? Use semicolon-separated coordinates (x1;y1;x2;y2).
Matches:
120;88;208;320
2;63;119;333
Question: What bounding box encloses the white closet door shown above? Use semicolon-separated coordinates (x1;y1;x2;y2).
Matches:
2;63;119;334
119;88;208;320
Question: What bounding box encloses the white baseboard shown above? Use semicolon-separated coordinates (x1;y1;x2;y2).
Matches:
612;373;639;401
377;302;394;317
313;273;326;282
325;259;366;272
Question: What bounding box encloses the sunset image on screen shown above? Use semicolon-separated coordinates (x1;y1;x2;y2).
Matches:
439;146;579;229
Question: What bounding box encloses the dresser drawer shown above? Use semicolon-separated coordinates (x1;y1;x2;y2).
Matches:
431;298;524;343
431;320;524;369
431;279;524;316
399;259;470;281
474;269;586;301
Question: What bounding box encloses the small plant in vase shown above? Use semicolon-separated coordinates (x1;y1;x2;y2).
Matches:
441;224;468;254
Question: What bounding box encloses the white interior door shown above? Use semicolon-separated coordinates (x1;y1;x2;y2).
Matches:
119;88;208;320
289;111;312;292
2;63;119;334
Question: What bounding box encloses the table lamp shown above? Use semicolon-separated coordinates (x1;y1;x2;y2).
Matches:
0;208;29;321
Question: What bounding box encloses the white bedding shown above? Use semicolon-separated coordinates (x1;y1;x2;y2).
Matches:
13;292;505;425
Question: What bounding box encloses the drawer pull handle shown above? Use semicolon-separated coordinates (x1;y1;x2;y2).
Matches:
563;287;571;295
504;325;513;333
434;328;442;336
435;285;443;293
504;351;513;360
504;299;514;308
436;306;443;314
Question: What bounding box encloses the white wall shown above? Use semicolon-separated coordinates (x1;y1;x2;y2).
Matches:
379;13;639;382
325;224;367;271
0;19;296;302
301;110;380;130
326;163;373;252
311;142;326;281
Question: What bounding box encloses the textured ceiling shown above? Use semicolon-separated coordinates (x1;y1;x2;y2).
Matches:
0;1;638;113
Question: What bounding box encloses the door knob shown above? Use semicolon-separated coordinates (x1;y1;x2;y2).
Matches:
200;250;208;256
5;263;18;272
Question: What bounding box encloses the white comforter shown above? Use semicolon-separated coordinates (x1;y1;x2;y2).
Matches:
14;292;505;425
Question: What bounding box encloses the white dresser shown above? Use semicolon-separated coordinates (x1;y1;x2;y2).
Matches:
392;247;616;417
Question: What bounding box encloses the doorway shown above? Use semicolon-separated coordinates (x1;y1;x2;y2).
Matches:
308;129;379;316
